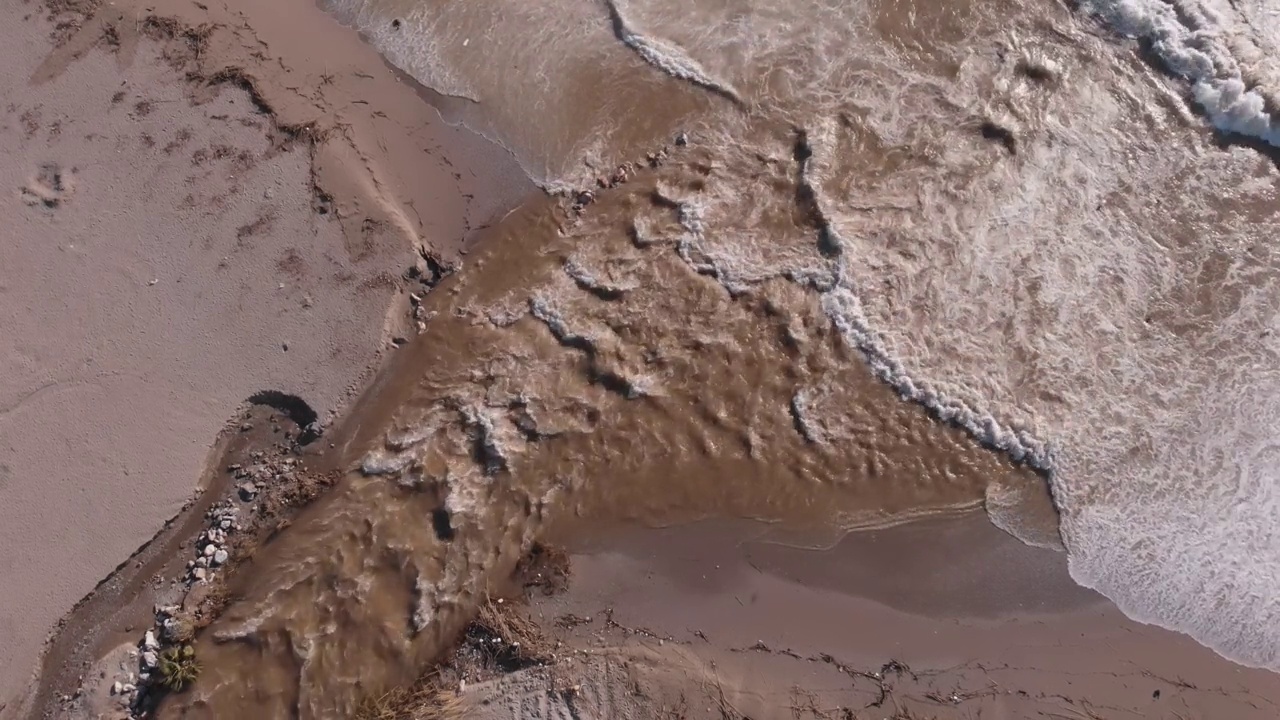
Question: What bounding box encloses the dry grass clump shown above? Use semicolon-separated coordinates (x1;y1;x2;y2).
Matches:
466;597;552;671
353;681;464;720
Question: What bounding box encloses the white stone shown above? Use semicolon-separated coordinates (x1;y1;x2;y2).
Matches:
143;630;159;650
193;567;207;581
203;544;216;557
111;681;123;695
213;549;229;565
140;651;158;669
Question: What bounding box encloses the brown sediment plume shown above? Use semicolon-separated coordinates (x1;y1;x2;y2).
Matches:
145;129;1051;717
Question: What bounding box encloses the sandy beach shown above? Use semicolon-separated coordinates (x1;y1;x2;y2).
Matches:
0;0;528;711
2;0;1279;716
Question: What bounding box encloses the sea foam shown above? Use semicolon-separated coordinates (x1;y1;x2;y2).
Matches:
1085;0;1280;145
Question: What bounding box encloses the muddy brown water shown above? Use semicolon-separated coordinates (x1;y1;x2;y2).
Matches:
155;160;1048;717
143;0;1280;714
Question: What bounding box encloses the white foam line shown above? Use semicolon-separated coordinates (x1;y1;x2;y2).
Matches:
660;124;1057;474
819;288;1054;469
1084;0;1280;145
662;192;1054;469
601;0;744;106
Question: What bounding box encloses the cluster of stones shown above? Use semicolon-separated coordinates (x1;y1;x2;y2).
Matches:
96;451;299;715
184;501;239;585
409;292;437;334
106;627;164;716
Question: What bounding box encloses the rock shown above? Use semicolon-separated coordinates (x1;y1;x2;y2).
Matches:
141;651;158;670
143;630;159;650
161;617;183;641
238;482;257;500
675;131;689;146
121;683;136;694
195;556;208;569
213;549;229;565
220;519;232;530
193;567;207;581
203;544;216;557
111;681;124;696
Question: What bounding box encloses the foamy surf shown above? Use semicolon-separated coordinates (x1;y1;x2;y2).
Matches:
1085;0;1280;145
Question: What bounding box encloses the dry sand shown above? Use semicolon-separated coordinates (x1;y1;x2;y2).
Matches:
455;516;1280;719
0;0;529;710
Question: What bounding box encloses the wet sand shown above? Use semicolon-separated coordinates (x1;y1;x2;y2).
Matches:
463;514;1280;719
0;0;529;713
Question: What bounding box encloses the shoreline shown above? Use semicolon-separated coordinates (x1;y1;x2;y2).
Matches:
456;513;1280;719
